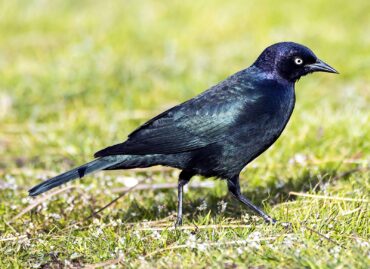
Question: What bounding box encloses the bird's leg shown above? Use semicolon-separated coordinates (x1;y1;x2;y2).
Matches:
175;170;193;227
227;176;276;224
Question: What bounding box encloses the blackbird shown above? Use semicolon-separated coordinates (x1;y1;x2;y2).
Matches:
29;42;338;225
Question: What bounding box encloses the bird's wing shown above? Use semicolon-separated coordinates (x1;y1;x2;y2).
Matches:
94;77;260;157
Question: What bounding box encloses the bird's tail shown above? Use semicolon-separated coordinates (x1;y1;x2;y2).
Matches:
28;156;123;197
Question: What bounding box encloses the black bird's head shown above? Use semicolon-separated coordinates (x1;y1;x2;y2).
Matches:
254;42;338;82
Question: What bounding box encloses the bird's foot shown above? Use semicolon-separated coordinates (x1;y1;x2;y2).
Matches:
264;217;293;229
264;217;292;229
174;218;183;228
263;216;277;224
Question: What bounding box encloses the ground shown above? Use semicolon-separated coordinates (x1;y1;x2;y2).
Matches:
0;0;369;268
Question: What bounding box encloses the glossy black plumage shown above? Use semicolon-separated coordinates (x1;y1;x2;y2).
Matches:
96;68;295;179
29;42;338;225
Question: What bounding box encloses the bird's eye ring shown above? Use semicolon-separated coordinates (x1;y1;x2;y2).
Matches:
294;57;303;65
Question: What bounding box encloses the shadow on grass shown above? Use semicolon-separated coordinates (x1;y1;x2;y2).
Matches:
105;167;355;224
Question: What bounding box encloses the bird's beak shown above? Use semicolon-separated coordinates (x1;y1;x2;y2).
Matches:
308;59;339;74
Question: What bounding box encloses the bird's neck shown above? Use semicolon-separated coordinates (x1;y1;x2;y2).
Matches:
249;65;295;87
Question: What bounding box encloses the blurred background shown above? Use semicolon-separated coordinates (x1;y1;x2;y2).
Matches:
0;0;369;267
1;0;369;169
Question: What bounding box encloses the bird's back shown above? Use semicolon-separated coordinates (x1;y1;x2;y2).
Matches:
96;67;295;179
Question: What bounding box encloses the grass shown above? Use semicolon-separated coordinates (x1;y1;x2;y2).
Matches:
0;0;369;268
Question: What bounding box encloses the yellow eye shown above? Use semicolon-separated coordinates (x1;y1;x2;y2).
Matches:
294;57;303;65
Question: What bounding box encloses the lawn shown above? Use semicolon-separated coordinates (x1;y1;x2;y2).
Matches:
0;0;369;268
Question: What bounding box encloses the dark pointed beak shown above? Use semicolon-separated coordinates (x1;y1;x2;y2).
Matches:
308;59;339;74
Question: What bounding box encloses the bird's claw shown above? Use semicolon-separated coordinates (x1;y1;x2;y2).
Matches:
264;217;293;229
264;217;277;224
175;218;183;228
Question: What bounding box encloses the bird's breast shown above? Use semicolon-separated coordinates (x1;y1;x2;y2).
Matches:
228;85;295;158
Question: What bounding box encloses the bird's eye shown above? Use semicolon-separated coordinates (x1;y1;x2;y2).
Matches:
294;57;303;65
